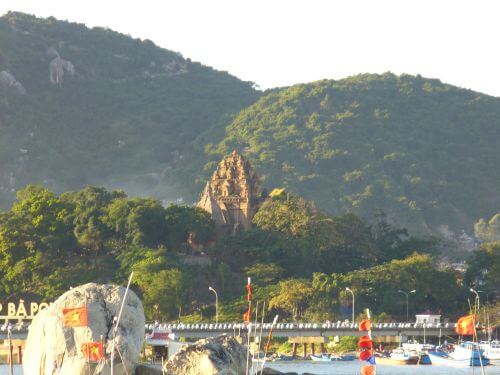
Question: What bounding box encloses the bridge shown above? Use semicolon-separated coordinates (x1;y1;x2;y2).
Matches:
0;320;466;340
146;321;462;339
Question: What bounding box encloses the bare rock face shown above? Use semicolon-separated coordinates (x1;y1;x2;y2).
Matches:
0;70;26;95
164;335;246;375
49;56;75;85
23;282;145;375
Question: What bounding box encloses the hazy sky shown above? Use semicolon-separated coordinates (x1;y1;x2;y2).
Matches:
1;0;499;96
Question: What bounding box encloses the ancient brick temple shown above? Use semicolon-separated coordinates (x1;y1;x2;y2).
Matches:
197;150;261;235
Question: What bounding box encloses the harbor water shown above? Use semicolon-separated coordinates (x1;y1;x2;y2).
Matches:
266;360;500;374
2;363;499;374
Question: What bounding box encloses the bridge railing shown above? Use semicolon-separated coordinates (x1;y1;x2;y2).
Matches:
144;321;462;331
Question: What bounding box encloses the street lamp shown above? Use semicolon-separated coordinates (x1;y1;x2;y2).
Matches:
398;289;416;322
470;288;480;312
345;287;355;323
208;286;219;324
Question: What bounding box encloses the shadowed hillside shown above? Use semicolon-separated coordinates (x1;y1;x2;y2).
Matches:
0;12;259;207
210;73;500;233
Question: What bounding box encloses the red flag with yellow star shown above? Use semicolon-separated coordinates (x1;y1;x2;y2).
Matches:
81;342;104;362
62;306;88;327
456;314;476;335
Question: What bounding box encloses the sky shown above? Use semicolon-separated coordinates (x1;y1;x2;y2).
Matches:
1;0;500;96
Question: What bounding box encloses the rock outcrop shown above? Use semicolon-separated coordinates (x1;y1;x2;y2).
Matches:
164;335;246;375
0;70;26;95
23;282;145;375
49;56;75;85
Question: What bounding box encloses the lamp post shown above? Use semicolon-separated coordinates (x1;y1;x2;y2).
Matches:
470;288;480;312
209;286;218;324
398;289;416;322
345;287;355;323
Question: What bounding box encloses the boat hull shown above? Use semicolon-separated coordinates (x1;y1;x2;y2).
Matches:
375;356;419;365
428;351;489;367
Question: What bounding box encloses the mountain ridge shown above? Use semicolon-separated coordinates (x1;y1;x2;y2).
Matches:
1;13;498;234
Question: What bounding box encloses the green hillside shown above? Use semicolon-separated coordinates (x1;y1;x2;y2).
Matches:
0;12;258;207
1;13;498;234
211;73;500;233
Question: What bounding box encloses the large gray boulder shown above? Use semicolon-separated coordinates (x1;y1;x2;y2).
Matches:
164;335;246;375
23;282;145;375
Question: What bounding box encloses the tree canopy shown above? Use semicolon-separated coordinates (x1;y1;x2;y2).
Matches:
209;73;500;234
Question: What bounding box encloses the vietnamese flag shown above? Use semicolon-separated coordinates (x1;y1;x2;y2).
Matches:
361;365;375;375
81;342;104;362
358;335;373;349
359;319;371;331
63;306;88;327
456;314;476;335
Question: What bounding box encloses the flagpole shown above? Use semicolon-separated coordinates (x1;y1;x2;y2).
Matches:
257;302;266;358
7;322;13;375
366;309;376;375
259;315;278;375
470;289;485;375
111;272;134;375
251;301;260;365
245;277;252;375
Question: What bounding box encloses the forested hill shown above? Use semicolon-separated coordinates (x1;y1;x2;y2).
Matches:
210;73;500;233
1;13;499;234
0;12;258;207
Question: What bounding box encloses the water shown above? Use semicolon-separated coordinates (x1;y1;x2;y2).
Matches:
265;360;500;375
0;365;22;375
2;363;499;374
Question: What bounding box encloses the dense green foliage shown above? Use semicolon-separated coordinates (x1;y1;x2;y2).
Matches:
0;185;215;303
0;185;496;323
210;73;500;233
1;14;498;236
0;12;258;207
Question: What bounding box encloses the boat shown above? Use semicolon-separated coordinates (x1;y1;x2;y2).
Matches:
427;341;490;367
479;340;500;365
375;348;419;365
310;353;355;362
333;354;356;361
310;354;332;362
402;341;434;365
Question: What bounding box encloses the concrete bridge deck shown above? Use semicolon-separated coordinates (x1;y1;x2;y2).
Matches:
145;321;462;339
0;321;467;340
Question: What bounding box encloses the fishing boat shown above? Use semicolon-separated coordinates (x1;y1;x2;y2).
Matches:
402;342;434;364
375;348;419;365
310;354;332;362
427;341;490;367
310;353;355;362
479;340;500;365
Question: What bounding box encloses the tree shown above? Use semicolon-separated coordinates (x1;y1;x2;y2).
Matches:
465;242;500;291
475;214;500;243
269;279;314;321
165;205;215;250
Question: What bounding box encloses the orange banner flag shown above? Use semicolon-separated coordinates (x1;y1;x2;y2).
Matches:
246;283;252;302
243;308;251;324
361;364;375;375
359;319;371;331
358;335;373;348
456;314;476;335
62;306;88;327
81;342;104;362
